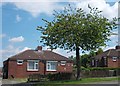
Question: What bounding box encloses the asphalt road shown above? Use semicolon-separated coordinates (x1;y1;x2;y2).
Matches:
1;84;119;86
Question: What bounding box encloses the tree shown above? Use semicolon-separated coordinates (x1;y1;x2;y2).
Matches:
69;56;76;65
96;48;103;55
37;4;117;80
81;48;103;68
81;54;90;68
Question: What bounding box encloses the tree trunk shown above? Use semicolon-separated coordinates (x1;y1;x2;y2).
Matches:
76;47;81;80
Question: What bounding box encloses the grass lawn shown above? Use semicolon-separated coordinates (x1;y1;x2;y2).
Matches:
35;77;119;86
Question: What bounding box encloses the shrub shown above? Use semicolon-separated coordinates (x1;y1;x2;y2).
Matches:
47;72;72;81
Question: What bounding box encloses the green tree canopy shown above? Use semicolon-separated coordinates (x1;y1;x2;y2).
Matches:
37;4;117;80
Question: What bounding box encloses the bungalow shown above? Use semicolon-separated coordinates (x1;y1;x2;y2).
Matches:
3;46;73;79
91;46;120;68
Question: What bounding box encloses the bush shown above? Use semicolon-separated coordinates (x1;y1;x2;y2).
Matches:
47;72;72;81
28;74;49;82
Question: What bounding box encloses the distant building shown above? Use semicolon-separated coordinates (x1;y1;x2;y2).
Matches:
3;46;73;79
91;46;120;68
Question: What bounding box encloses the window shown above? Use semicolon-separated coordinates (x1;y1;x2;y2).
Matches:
91;59;94;66
17;60;23;65
104;57;107;66
27;60;39;71
46;61;57;71
61;61;66;65
112;57;117;62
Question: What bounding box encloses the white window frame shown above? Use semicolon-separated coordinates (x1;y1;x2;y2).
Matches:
112;57;117;62
46;61;57;71
17;60;23;65
27;60;39;71
61;61;66;65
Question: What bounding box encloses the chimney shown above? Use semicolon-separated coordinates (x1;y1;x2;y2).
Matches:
116;45;120;49
36;46;42;51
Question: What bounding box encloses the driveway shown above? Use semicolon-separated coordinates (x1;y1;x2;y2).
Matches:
2;78;27;85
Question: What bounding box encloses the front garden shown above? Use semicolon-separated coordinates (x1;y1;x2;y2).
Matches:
34;77;118;86
25;67;120;86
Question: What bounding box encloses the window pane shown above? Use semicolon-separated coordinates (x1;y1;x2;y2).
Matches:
47;64;50;70
35;62;38;69
29;61;34;69
112;57;117;61
27;60;39;71
61;61;66;65
17;60;23;65
46;61;57;71
51;62;56;70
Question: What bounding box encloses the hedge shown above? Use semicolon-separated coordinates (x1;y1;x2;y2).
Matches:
47;72;72;81
81;67;120;71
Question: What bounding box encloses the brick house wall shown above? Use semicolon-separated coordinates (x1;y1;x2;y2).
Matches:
108;58;120;68
8;60;44;78
92;46;120;68
3;46;73;79
6;60;73;78
57;62;73;72
45;62;73;75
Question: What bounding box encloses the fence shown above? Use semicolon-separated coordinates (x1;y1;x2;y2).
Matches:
80;69;118;78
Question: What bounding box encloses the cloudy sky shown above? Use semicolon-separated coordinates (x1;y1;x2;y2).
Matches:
0;0;119;67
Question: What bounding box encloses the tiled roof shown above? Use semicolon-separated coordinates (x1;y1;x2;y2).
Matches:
8;50;70;61
94;49;120;59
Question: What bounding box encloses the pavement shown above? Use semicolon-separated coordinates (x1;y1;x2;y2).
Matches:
1;79;120;86
2;79;23;84
0;77;2;86
88;80;119;84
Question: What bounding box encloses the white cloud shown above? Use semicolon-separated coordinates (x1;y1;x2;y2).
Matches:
19;47;31;52
108;31;118;39
1;45;31;62
10;1;63;17
76;0;118;20
1;0;58;2
9;36;24;42
109;35;118;39
53;48;76;57
0;34;6;39
1;45;19;54
16;14;22;22
43;46;75;57
2;0;118;18
102;46;115;51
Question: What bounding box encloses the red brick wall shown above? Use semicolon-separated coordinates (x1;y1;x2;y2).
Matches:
57;62;73;72
8;61;17;78
7;60;73;78
108;58;120;68
8;61;44;78
45;62;73;75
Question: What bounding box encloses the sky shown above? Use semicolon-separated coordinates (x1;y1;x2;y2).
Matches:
0;0;119;67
